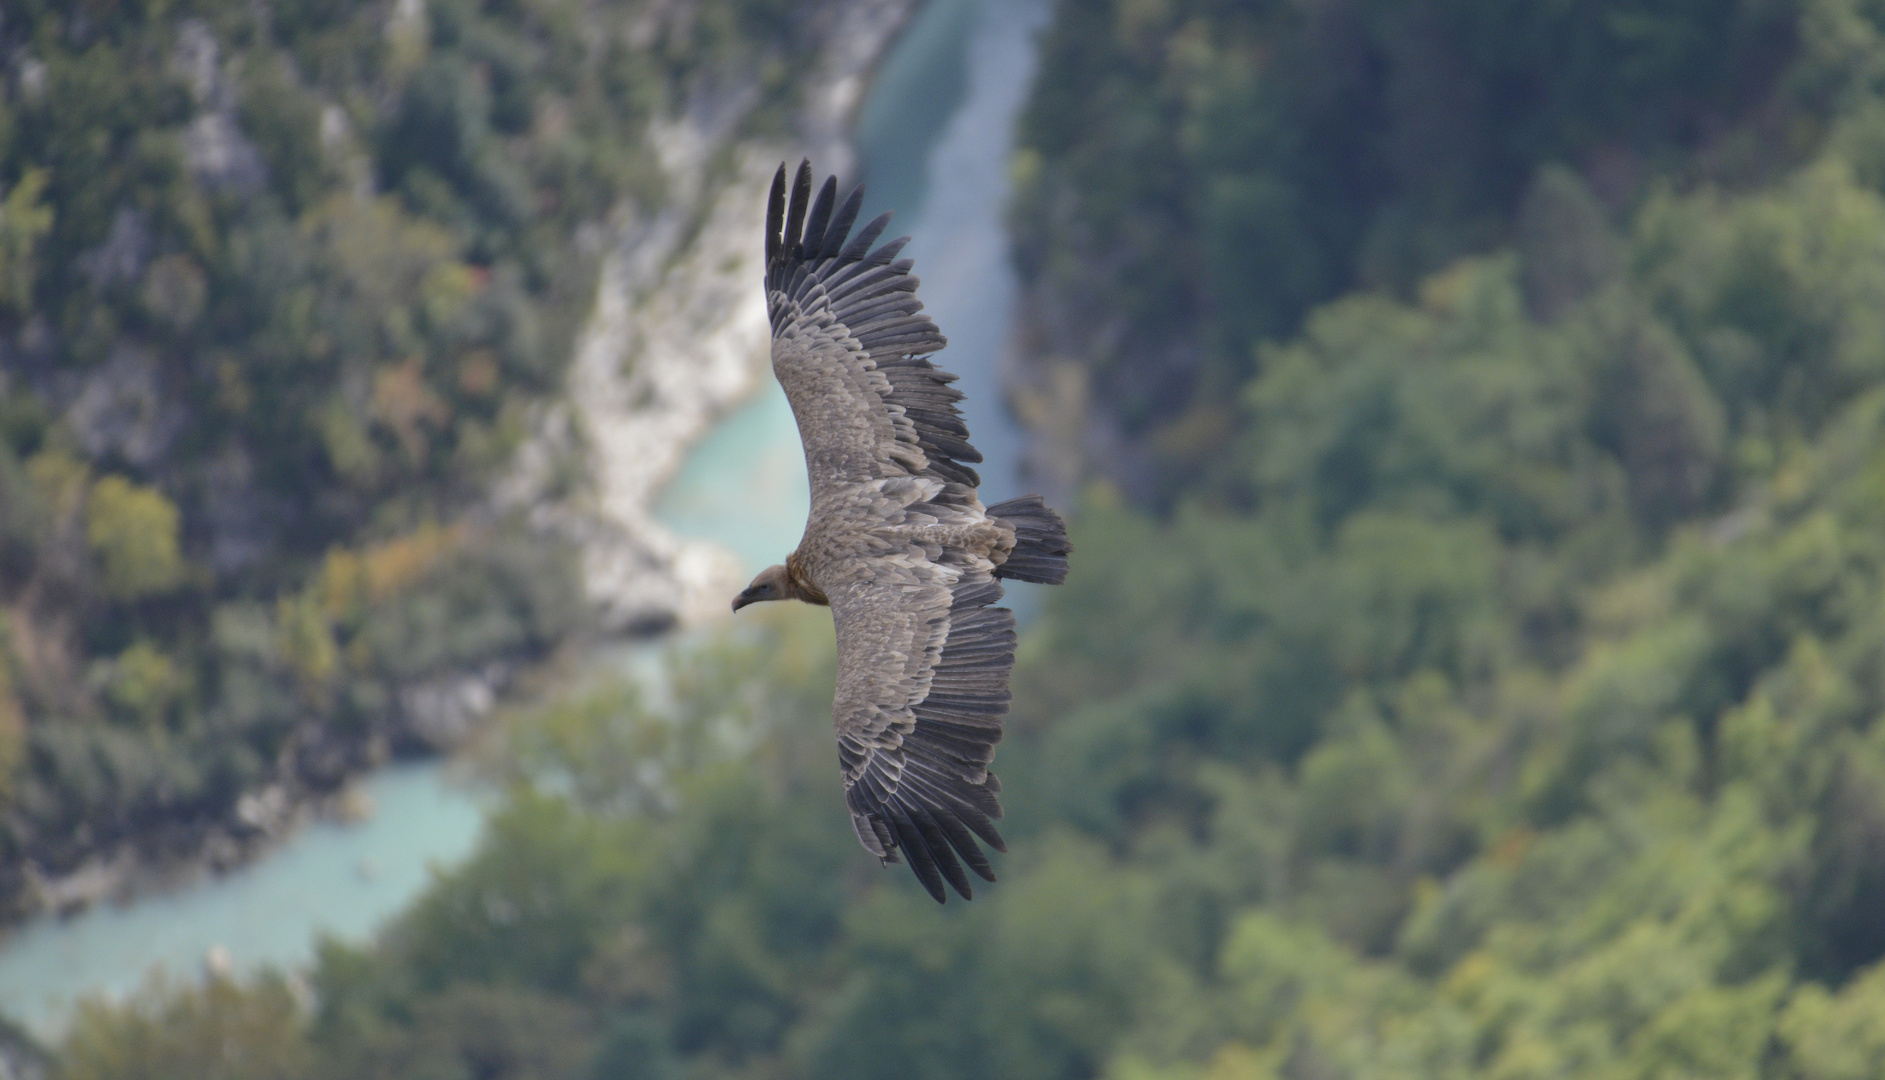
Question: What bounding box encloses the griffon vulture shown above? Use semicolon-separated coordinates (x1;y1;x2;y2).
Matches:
730;161;1071;903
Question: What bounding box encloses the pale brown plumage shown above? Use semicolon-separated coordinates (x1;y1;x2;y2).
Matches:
730;161;1071;903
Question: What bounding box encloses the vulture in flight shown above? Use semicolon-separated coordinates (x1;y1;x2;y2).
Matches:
731;161;1071;903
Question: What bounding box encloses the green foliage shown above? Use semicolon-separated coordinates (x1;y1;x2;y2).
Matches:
1781;962;1885;1080
85;475;185;600
1011;0;1825;453
50;4;1885;1080
0;169;52;314
60;974;313;1080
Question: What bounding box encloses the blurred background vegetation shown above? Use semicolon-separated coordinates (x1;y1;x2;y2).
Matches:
0;0;805;920
23;0;1885;1078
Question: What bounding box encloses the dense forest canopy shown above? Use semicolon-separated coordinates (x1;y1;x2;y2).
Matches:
1011;0;1825;484
35;1;1885;1079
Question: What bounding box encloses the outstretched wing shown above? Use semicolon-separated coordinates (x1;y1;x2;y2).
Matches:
830;560;1014;903
765;160;983;500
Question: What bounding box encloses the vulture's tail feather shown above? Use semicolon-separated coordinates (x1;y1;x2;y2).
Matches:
989;496;1071;585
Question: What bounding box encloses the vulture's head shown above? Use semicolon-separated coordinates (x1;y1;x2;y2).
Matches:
732;564;792;612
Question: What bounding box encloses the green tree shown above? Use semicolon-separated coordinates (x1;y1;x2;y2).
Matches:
0;168;52;314
60;975;314;1080
86;475;184;600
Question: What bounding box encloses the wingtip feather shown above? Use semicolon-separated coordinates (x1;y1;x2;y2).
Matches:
889;811;950;904
766;164;787;268
804;175;838;263
784;159;814;258
821;184;865;260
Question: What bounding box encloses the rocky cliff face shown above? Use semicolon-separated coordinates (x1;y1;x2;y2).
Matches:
510;0;915;633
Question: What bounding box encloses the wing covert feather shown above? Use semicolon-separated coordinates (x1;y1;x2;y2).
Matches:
765;161;982;502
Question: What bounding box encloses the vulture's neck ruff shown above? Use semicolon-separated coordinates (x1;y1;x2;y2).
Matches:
785;551;830;605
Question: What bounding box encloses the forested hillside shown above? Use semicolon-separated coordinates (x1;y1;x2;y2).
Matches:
0;0;809;919
1009;0;1811;491
44;1;1885;1079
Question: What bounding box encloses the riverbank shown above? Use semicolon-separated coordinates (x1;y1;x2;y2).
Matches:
0;762;484;1039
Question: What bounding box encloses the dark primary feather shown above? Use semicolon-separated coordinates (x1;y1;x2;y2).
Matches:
803;176;837;261
819;185;864;259
782;161;812;267
765;160;983;490
765;167;786;267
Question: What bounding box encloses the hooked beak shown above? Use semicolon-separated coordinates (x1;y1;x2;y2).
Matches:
731;589;757;613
